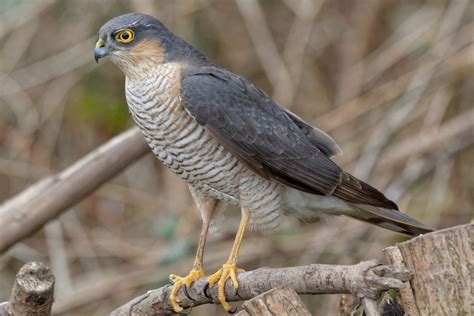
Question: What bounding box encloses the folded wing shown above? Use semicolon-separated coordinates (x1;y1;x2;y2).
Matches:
181;66;397;210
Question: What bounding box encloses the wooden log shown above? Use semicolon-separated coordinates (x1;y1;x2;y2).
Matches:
235;286;311;316
384;246;420;316
384;223;472;315
0;262;55;316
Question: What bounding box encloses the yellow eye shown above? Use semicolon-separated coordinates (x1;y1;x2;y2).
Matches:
115;29;134;43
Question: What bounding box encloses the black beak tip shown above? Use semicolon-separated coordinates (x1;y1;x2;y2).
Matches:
94;47;108;64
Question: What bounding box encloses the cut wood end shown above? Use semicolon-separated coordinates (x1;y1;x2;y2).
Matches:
240;286;311;316
8;261;55;315
16;262;55;293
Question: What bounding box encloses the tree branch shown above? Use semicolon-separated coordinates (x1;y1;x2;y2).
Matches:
0;128;149;253
110;260;411;315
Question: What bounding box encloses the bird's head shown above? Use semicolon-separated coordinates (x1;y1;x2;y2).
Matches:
95;13;177;76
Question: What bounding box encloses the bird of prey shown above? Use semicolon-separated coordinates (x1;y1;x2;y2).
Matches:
95;13;433;313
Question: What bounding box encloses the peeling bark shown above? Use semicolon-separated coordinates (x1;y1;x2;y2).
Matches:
384;223;472;315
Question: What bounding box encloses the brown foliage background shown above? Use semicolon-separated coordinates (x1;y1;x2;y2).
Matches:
0;0;472;315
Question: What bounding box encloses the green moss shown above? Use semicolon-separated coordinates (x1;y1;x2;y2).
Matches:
69;71;130;134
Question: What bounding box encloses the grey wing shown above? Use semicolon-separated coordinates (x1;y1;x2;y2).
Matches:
181;66;397;209
283;110;342;157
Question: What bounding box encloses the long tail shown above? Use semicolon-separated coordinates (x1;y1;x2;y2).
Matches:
283;188;434;236
349;203;434;236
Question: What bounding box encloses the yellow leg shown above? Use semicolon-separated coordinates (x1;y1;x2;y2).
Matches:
207;207;249;311
169;197;216;312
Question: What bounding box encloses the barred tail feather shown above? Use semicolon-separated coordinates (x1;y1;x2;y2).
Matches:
283;188;434;236
349;204;434;236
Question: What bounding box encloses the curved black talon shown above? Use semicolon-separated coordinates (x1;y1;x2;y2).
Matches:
228;307;237;314
203;282;212;299
182;284;195;301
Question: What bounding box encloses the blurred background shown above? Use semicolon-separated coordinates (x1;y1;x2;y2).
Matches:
0;0;472;315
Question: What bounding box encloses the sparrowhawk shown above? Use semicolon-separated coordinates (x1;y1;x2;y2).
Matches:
95;13;434;313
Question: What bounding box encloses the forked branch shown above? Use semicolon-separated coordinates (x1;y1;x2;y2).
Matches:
110;260;411;315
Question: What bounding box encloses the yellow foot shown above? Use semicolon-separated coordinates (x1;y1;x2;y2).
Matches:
169;268;204;312
207;263;245;311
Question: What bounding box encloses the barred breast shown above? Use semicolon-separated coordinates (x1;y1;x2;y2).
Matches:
125;63;247;205
124;62;284;231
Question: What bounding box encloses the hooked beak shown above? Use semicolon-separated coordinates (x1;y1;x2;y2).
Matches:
94;39;108;63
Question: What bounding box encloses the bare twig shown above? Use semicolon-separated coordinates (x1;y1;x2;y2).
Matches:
318;42;471;134
235;0;293;105
281;0;323;108
335;0;379;105
384;136;473;202
377;109;474;170
110;260;411;315
0;37;96;97
353;0;469;180
0;128;149;253
44;221;73;300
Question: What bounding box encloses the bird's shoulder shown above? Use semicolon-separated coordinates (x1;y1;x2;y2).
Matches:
180;65;272;107
180;65;342;157
179;65;313;153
